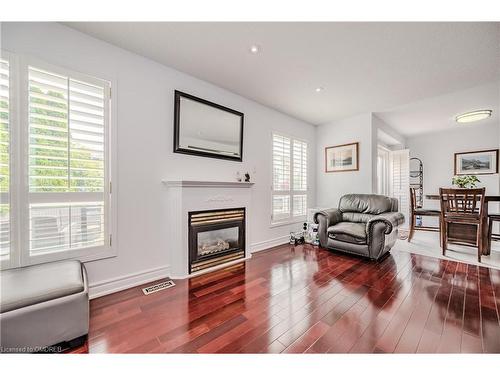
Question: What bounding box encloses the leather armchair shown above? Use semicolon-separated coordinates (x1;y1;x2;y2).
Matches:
314;194;404;260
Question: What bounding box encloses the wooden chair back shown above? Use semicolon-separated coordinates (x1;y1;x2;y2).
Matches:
439;188;485;218
409;187;417;215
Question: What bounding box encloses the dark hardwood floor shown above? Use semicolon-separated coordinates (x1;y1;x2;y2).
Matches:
79;244;500;353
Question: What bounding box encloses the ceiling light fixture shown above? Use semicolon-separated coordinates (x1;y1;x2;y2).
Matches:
455;109;492;123
249;45;260;54
315;87;324;93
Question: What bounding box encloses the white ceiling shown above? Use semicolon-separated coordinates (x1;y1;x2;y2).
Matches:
66;22;500;126
376;82;499;137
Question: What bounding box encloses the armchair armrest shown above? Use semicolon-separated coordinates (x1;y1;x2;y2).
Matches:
366;217;393;237
313;208;342;248
366;212;404;259
313;208;342;228
378;212;405;227
365;212;404;236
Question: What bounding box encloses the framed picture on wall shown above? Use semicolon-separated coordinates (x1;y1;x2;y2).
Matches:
325;142;359;173
454;149;499;175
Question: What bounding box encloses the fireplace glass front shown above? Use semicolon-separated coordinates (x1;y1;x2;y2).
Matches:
188;208;245;273
197;227;239;257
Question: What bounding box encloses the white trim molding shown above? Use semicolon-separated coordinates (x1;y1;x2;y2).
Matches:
88;265;170;299
162;180;254;188
250;235;289;253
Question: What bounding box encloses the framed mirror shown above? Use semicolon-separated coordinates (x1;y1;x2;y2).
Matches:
174;90;244;162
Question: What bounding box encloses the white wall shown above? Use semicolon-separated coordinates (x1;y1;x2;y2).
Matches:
407;121;500;224
316;113;374;208
2;22;316;295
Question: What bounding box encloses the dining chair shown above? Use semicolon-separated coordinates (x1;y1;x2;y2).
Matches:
408;187;441;242
488;213;500;250
439;187;485;262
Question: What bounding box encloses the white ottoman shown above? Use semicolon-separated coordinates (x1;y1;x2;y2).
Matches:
0;260;89;353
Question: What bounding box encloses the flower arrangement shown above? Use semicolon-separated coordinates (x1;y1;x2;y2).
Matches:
452;175;480;189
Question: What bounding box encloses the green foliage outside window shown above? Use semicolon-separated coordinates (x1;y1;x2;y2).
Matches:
29;86;104;192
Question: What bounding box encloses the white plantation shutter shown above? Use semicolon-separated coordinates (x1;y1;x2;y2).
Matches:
0;58;10;261
272;134;291;221
27;65;109;257
272;134;308;223
272;134;290;191
293;195;307;217
389;149;410;227
292;140;307;216
272;195;290;221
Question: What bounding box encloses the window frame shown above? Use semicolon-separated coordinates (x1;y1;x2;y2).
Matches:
377;144;390;196
0;50;20;270
2;53;117;269
271;131;308;226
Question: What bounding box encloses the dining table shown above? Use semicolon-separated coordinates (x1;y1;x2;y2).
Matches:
425;194;500;255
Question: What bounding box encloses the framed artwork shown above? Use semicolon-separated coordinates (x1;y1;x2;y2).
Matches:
454;149;499;175
325;142;359;173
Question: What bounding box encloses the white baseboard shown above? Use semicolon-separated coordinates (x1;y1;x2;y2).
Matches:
88;265;171;299
88;236;289;299
250;235;289;253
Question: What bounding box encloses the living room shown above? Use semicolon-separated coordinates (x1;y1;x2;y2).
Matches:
1;1;500;372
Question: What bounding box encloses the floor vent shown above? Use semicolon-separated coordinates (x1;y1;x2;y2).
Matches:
142;280;175;295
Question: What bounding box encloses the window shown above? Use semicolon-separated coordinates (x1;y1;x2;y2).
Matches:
1;53;114;268
0;57;10;263
272;133;307;223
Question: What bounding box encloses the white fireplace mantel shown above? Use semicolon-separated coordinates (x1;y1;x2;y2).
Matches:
161;180;254;188
163;180;254;279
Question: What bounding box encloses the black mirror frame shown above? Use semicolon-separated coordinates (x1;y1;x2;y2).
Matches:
173;90;244;162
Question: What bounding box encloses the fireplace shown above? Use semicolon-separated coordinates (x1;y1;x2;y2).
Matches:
188;207;245;273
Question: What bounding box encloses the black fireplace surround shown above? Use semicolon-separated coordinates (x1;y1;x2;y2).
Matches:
188;207;246;273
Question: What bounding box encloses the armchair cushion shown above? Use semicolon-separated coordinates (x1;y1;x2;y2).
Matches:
339;194;393;215
341;212;375;223
328;222;367;244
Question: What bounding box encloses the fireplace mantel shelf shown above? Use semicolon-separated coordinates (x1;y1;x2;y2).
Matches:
162;180;254;188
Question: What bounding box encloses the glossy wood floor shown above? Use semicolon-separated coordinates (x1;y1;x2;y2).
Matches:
80;244;500;353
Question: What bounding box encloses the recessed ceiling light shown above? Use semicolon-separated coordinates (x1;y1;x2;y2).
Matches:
249;45;260;54
455;109;492;123
315;87;324;93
